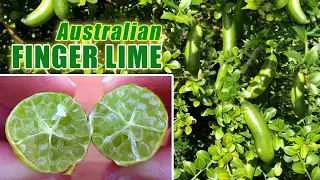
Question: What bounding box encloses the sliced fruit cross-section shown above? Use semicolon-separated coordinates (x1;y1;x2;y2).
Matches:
5;92;92;175
89;84;169;166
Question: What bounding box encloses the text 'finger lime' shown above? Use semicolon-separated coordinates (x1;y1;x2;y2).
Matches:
89;84;169;166
5;92;92;175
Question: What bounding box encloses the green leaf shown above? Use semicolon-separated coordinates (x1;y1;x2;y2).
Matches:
174;168;182;179
311;166;320;180
179;85;187;94
191;0;202;5
179;0;191;10
183;161;197;175
208;145;220;156
231;158;244;168
206;168;218;179
274;162;282;176
138;0;152;5
201;108;215;116
162;51;172;63
164;66;172;73
218;172;231;180
9;11;24;20
245;151;255;161
243;2;260;10
162;0;179;9
193;100;200;107
87;0;98;3
175;15;191;26
291;162;305;174
236;144;245;154
185;125;192;135
264;107;277;121
167;60;181;69
306;153;320;165
300;144;309;159
194;157;206;170
233;168;247;178
196;150;211;162
308;72;320;84
161;12;176;20
292;26;307;41
214;11;222;19
223;132;233;145
305;50;318;66
215;128;224;140
285;50;303;63
284;146;298;156
273;136;284;151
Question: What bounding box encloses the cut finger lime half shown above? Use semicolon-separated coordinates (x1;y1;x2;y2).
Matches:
89;84;169;166
5;92;92;175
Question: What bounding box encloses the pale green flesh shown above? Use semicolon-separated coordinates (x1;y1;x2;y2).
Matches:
6;93;91;173
89;84;168;166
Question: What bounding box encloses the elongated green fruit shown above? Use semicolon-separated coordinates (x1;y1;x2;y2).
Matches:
286;0;308;24
21;0;55;27
222;12;236;54
246;54;277;99
213;62;228;92
174;129;183;139
234;0;245;37
274;0;289;9
241;101;274;163
53;0;70;20
291;71;306;119
184;24;203;77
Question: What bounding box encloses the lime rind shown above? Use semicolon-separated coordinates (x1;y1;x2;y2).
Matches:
5;92;92;174
89;84;169;166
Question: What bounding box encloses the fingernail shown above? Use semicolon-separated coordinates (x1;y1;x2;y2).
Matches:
102;77;113;83
65;78;76;87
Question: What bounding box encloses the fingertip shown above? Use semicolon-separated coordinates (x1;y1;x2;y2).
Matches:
0;141;71;180
162;127;172;147
0;76;76;109
0;103;11;140
102;147;172;180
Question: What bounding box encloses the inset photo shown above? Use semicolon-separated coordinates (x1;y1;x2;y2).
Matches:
0;75;173;180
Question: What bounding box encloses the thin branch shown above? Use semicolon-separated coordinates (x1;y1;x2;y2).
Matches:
0;5;24;44
241;46;262;75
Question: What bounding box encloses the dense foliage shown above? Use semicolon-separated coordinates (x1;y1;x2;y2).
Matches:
1;0;320;179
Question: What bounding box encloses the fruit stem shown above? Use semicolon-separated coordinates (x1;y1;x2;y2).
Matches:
191;160;213;180
298;153;312;179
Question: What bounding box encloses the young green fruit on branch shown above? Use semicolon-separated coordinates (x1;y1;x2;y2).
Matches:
274;0;289;9
53;0;70;20
241;100;275;163
246;54;277;99
21;0;55;27
286;0;309;24
184;24;203;77
291;71;306;119
213;62;228;92
222;12;236;54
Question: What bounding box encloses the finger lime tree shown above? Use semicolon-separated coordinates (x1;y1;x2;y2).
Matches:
166;0;320;179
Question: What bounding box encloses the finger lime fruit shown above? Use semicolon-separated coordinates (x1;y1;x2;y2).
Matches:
89;84;169;166
241;100;274;163
246;54;277;99
21;0;55;27
5;92;91;175
291;71;306;119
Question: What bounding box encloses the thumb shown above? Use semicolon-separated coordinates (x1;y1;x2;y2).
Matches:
102;147;172;180
0;141;71;180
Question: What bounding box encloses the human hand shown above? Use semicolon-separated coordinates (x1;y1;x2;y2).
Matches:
0;76;172;180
